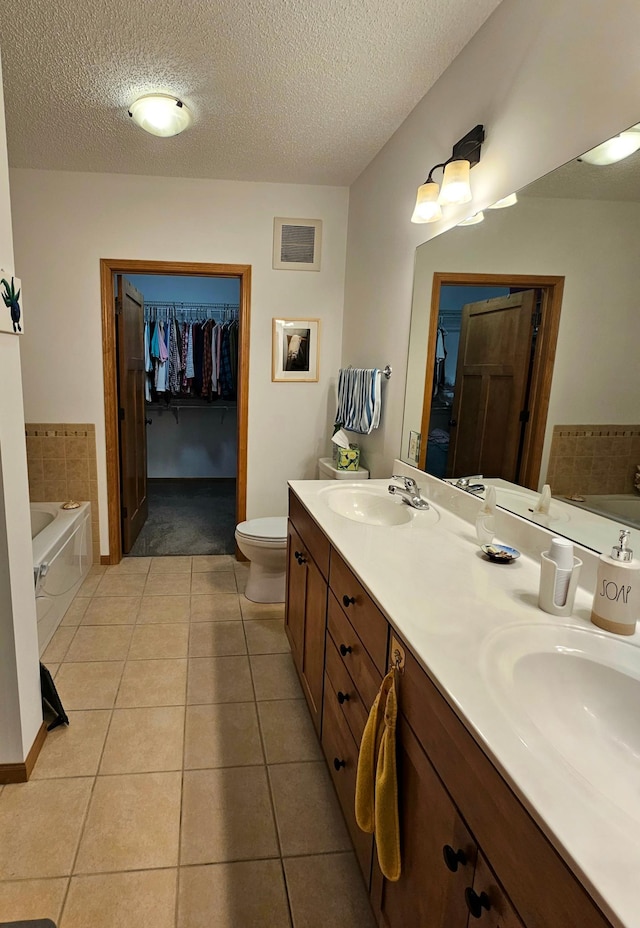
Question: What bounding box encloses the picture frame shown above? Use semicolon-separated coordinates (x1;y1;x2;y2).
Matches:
272;318;320;382
0;273;23;335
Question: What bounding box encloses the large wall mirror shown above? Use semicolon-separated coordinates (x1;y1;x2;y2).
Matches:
401;122;640;552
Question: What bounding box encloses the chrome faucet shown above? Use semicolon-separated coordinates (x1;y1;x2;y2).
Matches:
452;476;485;495
388;475;430;509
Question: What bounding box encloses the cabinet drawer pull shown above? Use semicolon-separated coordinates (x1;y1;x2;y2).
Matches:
294;551;307;565
465;888;491;919
333;757;346;770
339;643;353;656
337;690;350;704
342;594;356;607
442;845;467;872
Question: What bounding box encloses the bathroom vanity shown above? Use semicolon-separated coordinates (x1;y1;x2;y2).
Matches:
285;474;637;928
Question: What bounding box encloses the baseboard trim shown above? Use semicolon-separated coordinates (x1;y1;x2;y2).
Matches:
0;721;48;784
100;555;112;565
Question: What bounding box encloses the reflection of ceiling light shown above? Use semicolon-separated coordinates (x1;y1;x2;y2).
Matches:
488;192;518;209
128;94;192;137
579;125;640;165
457;211;484;226
411;182;443;223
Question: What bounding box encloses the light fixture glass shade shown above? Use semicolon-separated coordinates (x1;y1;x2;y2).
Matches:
129;94;192;137
457;211;484;226
579;126;640;165
439;160;472;205
411;182;443;223
488;192;518;209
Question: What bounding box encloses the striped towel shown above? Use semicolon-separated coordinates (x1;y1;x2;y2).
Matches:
336;368;382;434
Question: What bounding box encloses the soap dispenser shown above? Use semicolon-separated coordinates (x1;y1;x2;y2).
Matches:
475;486;497;546
591;529;640;636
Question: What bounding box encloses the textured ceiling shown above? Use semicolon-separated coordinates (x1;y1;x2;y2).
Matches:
0;0;502;185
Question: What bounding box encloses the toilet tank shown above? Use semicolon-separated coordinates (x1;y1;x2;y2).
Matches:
318;457;369;480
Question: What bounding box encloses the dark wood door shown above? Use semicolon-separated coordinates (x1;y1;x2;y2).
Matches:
116;275;148;553
467;853;526;928
285;522;307;664
301;556;327;731
375;714;476;928
447;290;536;481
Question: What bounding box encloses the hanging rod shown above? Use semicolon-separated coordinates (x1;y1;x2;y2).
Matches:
146;301;239;310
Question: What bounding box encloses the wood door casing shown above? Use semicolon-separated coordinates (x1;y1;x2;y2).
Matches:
116;275;148;553
418;272;564;490
447;290;535;482
101;259;251;565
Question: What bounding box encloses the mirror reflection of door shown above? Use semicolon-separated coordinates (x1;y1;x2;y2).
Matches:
420;274;564;490
447;290;537;482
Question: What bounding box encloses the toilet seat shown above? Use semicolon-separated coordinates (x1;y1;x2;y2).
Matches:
235;517;287;543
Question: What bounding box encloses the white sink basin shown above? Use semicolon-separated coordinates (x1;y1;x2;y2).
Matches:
319;483;438;526
482;624;640;816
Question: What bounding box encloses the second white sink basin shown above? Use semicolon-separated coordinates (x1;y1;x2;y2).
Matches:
482;623;640;817
319;483;439;526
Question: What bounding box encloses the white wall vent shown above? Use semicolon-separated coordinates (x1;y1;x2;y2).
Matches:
273;218;322;271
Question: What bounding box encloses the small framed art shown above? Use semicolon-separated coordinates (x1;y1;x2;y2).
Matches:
272;318;320;382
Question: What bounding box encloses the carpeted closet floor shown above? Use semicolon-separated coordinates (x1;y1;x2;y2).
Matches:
128;479;236;557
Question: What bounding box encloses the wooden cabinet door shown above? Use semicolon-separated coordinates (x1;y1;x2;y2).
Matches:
464;853;525;928
375;714;476;928
284;519;326;733
285;521;307;665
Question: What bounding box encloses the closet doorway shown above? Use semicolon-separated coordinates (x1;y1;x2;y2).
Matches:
101;259;251;565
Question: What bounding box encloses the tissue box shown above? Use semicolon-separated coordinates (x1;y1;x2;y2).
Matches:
336;446;360;471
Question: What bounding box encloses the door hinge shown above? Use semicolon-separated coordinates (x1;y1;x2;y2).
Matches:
119;407;125;421
531;310;542;328
115;297;123;316
121;506;128;520
519;409;530;423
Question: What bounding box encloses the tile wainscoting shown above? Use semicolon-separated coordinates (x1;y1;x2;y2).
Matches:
26;423;100;564
546;423;640;497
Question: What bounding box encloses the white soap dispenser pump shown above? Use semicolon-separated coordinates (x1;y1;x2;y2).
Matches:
591;529;640;636
475;486;497;546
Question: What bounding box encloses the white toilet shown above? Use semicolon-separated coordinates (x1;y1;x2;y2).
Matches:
235;517;288;603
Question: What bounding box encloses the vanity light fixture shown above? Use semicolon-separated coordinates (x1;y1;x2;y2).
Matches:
579;124;640;165
488;192;518;209
411;124;484;223
457;211;484;226
128;93;192;137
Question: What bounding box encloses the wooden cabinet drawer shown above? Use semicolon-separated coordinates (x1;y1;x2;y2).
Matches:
325;631;370;747
328;592;383;715
329;549;389;673
289;490;330;579
396;637;612;928
322;672;373;885
467;853;525;928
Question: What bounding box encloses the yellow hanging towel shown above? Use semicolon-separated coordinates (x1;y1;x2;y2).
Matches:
355;669;401;881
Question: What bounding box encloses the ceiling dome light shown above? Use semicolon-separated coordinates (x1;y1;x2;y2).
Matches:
488;193;518;209
457;211;484;226
411;182;443;223
128;94;192;137
579;125;640;166
439;160;472;205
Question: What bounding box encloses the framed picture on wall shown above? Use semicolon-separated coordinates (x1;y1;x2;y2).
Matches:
0;274;23;335
272;318;320;382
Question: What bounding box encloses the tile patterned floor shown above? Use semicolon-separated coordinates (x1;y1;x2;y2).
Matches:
0;556;376;928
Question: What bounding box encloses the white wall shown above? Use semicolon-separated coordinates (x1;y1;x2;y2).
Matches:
343;0;640;477
402;197;640;482
146;407;237;478
0;48;42;765
10;171;349;553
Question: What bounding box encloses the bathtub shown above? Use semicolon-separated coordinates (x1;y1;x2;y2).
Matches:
564;493;640;528
31;502;92;656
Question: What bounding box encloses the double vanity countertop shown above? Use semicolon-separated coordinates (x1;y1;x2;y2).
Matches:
289;469;640;928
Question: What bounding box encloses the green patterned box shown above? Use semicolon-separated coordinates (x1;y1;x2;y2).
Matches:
336;446;361;470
